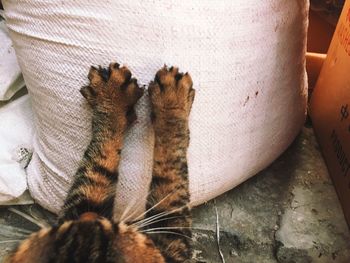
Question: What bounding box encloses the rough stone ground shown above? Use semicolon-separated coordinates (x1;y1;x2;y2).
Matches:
191;127;350;263
0;127;349;262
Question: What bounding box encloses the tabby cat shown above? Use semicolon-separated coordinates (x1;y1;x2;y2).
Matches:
6;62;195;263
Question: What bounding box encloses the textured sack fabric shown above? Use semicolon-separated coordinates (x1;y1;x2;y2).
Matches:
3;0;309;216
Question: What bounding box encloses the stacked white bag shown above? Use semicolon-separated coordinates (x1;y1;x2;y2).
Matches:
0;16;32;204
0;18;24;100
3;0;309;216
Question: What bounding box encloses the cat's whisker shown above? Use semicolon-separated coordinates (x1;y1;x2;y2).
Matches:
120;184;208;229
135;212;182;229
135;215;184;229
132;187;183;223
119;196;141;223
131;193;173;222
134;210;176;228
134;204;188;228
120;186;160;223
121;195;156;224
134;209;170;225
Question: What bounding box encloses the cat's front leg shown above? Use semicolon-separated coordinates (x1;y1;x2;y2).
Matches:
59;63;143;222
146;66;195;262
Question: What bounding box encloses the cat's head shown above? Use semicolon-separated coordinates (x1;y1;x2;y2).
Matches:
6;212;165;263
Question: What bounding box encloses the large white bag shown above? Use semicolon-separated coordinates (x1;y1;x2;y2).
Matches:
0;95;34;203
0;19;25;101
3;0;309;215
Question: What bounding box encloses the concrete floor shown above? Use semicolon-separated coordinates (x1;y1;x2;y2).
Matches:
192;126;350;263
1;126;350;262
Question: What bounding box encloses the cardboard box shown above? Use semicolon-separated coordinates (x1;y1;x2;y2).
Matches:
307;10;336;54
310;0;350;227
306;52;326;88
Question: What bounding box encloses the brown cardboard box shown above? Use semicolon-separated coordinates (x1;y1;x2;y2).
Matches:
310;0;350;227
307;10;336;54
306;52;326;88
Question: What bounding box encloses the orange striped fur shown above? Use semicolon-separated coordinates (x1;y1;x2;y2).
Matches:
5;64;194;263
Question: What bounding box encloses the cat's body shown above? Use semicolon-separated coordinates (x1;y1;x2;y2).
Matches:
6;63;195;263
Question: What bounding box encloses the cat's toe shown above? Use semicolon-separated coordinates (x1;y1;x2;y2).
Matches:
108;63;132;87
149;66;195;118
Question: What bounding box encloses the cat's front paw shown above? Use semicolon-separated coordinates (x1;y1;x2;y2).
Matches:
80;62;144;131
148;66;195;123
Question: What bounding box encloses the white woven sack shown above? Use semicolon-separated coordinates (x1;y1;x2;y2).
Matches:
3;0;309;216
0;95;34;203
0;19;25;101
